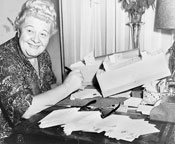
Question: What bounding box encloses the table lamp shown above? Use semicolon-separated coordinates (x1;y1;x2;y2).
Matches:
155;0;175;74
154;0;175;97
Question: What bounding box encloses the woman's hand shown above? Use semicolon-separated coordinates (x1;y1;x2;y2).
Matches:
63;69;84;94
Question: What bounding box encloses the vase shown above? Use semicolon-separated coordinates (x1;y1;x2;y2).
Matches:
126;12;144;57
127;22;144;57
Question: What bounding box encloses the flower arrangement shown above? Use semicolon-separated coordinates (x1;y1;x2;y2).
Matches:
119;0;155;23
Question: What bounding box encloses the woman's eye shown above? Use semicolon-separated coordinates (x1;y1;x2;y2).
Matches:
40;32;48;38
27;29;33;33
41;33;46;36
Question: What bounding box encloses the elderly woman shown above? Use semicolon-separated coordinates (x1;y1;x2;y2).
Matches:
0;0;83;143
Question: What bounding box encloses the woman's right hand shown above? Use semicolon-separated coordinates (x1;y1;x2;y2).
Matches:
63;69;84;94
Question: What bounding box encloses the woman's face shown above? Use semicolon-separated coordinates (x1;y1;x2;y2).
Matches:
19;16;51;59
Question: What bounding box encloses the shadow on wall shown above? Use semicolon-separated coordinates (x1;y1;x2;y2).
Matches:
47;32;62;85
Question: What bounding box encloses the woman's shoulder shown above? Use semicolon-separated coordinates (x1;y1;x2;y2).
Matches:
0;36;22;72
0;35;18;51
0;35;19;58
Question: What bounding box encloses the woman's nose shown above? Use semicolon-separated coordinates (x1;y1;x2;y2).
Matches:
32;33;40;43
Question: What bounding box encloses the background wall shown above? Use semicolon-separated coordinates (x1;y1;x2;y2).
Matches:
0;0;24;44
61;0;174;67
0;0;62;84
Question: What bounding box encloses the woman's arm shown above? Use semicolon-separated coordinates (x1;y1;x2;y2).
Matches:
22;69;83;119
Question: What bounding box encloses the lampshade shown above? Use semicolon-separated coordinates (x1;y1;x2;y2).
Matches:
155;0;175;29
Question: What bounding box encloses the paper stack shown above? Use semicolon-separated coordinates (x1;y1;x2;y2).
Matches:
39;108;159;142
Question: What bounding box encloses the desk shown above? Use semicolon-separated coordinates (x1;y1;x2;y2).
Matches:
7;96;175;144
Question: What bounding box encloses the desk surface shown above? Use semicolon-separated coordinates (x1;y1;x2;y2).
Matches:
8;96;175;144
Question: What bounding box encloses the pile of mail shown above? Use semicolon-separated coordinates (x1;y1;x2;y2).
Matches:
39;107;159;142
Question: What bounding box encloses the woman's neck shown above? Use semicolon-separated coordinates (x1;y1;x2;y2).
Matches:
28;58;39;76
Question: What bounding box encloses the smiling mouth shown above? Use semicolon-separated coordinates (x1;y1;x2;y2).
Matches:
28;43;40;49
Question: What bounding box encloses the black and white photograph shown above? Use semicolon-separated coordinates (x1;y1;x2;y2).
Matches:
0;0;175;144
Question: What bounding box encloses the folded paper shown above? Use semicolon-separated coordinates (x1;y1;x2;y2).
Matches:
97;52;171;97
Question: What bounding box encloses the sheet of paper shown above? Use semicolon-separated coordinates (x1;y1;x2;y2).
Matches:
70;61;102;86
63;111;102;135
69;52;102;86
39;108;80;128
83;51;96;65
124;97;142;107
39;108;102;129
103;55;140;72
105;118;159;141
103;50;141;72
70;61;85;68
70;88;101;100
137;105;154;115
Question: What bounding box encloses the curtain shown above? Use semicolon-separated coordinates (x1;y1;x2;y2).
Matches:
60;0;173;67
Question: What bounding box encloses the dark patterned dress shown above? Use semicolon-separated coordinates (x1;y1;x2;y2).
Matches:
0;34;56;143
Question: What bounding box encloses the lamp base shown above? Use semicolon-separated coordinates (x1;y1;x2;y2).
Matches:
168;41;175;75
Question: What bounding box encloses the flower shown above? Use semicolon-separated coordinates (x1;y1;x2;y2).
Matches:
119;0;155;22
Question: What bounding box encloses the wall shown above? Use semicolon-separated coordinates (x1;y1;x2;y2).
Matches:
0;0;24;44
0;0;62;84
61;0;174;67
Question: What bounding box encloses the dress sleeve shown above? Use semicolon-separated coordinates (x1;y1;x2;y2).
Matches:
0;56;33;125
